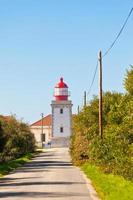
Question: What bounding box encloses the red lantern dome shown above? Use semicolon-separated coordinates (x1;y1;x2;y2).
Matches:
54;78;69;101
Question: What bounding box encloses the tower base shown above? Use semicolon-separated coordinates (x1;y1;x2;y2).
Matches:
51;136;70;148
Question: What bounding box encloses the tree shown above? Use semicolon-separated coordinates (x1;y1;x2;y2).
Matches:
70;91;133;179
0;116;36;162
0;122;6;153
124;65;133;95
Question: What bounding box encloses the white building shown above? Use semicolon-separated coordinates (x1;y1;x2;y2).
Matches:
30;77;73;148
30;114;52;148
51;77;73;147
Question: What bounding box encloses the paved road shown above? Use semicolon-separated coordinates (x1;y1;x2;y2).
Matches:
0;148;99;200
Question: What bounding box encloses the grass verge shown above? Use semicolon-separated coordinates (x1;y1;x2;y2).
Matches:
82;163;133;200
0;150;41;177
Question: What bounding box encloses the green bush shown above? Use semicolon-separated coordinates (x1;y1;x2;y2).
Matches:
0;116;35;162
70;66;133;180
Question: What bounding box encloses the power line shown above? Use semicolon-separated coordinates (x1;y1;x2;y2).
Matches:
103;7;133;57
87;7;133;97
87;60;98;97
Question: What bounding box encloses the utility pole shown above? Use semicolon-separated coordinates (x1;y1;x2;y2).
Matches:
41;113;44;148
77;105;80;114
98;51;103;139
84;91;87;108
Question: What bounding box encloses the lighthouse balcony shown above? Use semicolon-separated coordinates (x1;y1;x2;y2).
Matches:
54;89;70;96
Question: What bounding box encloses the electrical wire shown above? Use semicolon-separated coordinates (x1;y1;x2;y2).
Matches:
87;60;98;97
86;7;133;98
103;7;133;58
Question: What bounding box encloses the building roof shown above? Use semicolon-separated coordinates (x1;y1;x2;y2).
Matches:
0;115;12;122
55;77;68;88
30;114;52;127
31;113;76;127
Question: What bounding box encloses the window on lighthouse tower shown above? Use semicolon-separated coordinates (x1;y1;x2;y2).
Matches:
60;127;63;133
60;108;63;114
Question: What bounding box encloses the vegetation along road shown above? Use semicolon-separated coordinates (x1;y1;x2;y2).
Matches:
0;148;99;200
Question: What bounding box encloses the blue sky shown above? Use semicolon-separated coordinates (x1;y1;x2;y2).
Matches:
0;0;132;123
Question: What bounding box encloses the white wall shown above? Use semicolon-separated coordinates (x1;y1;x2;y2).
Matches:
30;126;52;145
51;101;72;137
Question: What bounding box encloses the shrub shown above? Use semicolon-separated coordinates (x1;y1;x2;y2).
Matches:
0;116;35;162
70;88;133;180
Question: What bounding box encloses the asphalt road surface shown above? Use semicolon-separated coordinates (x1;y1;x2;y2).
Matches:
0;148;99;200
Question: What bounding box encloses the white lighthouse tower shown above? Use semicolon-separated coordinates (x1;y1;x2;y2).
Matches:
51;77;72;147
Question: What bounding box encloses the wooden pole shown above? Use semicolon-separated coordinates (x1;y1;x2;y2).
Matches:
41;113;44;148
98;51;103;139
84;91;87;108
77;105;80;114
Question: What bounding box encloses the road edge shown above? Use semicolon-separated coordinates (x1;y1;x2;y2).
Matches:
78;167;101;200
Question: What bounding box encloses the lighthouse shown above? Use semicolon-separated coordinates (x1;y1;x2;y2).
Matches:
51;78;72;147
